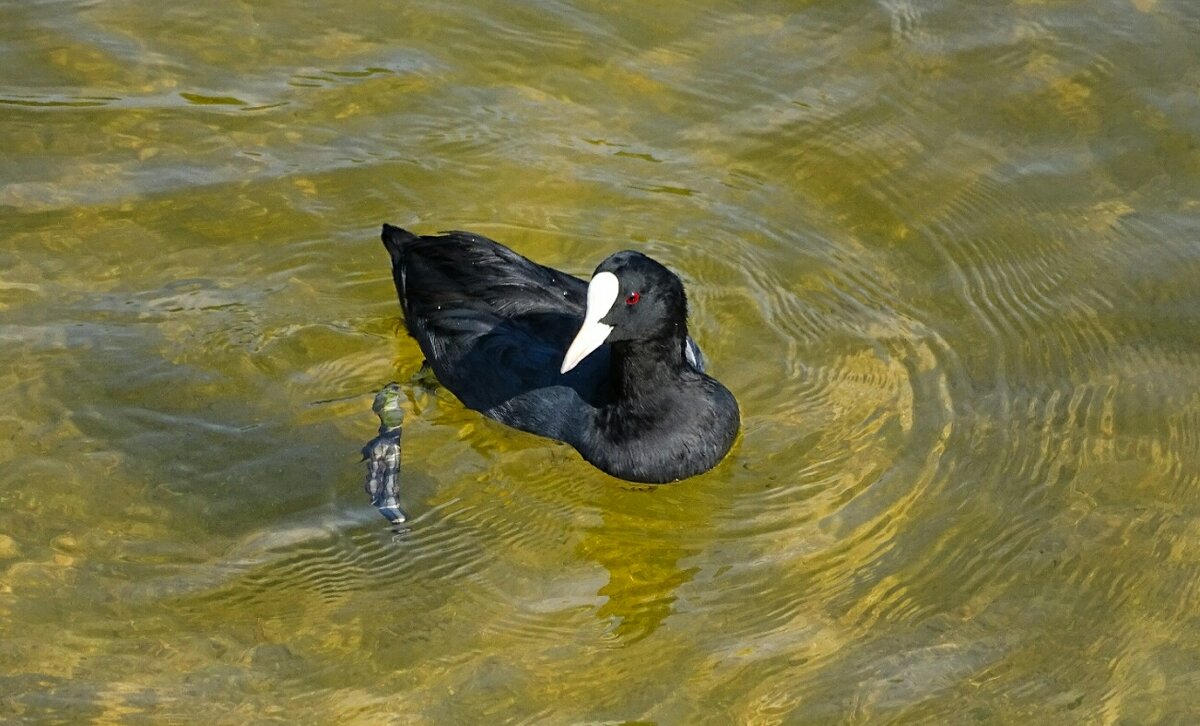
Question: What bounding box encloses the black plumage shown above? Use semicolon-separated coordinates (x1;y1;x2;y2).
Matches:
381;224;739;483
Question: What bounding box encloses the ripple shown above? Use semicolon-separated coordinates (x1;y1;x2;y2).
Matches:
0;94;118;108
125;500;493;612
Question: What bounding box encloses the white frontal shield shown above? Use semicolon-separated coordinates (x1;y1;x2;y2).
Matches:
560;271;619;374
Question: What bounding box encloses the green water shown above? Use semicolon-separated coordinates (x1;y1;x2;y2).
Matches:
3;0;1199;722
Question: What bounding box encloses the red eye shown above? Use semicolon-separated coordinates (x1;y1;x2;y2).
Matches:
625;291;640;305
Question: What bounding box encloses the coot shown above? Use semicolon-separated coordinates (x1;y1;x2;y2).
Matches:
381;224;739;483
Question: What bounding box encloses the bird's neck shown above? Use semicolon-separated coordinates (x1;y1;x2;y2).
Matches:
609;325;689;403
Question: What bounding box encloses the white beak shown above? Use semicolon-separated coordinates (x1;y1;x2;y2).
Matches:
561;271;619;374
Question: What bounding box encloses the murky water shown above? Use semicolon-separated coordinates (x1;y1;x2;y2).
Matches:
3;0;1199;722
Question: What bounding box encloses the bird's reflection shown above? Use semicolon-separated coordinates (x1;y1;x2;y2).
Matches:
576;487;710;644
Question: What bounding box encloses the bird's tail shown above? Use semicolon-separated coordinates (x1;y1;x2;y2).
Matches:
381;223;418;320
380;223;417;264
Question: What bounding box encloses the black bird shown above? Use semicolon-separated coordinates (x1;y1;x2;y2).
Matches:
381;224;739;483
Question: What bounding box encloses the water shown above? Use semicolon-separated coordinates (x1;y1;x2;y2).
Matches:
3;0;1199;722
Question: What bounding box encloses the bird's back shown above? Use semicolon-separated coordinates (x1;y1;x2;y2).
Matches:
381;225;608;440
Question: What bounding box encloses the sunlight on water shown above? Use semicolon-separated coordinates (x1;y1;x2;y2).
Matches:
2;0;1199;722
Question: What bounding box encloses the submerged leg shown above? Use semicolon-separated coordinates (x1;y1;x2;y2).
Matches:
362;382;407;523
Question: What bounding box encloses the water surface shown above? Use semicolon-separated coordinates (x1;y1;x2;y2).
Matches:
3;0;1200;722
